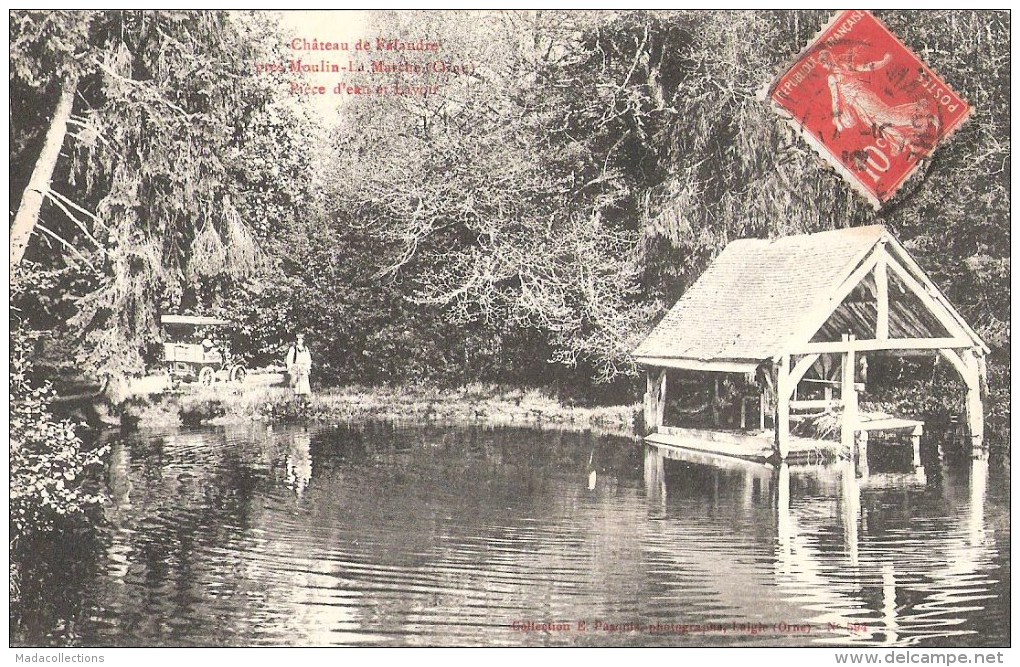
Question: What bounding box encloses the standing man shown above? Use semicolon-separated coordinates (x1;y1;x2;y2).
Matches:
286;333;312;398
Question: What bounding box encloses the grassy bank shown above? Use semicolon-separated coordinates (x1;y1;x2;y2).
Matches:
131;383;641;436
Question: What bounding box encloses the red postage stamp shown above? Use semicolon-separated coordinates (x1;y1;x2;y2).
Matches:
766;10;972;208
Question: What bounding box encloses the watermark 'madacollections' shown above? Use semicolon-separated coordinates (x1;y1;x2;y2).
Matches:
13;654;105;663
765;10;971;208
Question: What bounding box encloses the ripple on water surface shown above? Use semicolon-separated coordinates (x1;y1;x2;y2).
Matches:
15;423;1009;647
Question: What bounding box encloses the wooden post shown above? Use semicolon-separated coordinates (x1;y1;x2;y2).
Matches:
962;349;984;450
711;376;721;426
875;256;889;340
643;368;667;434
841;334;858;456
911;424;923;468
656;370;667;430
774;357;791;459
644;370;657;435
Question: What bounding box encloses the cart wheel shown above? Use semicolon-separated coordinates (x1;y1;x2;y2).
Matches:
229;365;247;384
199;366;215;386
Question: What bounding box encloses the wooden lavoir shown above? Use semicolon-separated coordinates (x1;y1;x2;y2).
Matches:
633;225;987;463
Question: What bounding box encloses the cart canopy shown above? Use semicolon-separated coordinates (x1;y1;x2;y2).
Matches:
161;315;231;327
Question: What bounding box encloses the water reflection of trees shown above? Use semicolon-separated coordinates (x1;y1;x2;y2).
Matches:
88;424;648;646
256;424;645;646
23;423;1002;647
96;426;293;644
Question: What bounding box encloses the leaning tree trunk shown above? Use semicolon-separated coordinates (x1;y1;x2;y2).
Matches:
10;75;79;268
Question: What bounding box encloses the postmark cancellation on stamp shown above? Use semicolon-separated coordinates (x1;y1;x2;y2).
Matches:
766;10;972;208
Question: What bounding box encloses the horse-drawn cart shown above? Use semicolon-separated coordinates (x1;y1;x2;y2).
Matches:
161;314;247;388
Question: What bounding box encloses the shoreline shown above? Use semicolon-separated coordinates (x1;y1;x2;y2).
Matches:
121;384;1009;456
128;384;642;438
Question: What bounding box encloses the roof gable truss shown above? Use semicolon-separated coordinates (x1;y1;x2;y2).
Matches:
786;241;982;355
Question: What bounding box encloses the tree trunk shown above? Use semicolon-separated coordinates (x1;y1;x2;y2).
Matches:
10;75;79;268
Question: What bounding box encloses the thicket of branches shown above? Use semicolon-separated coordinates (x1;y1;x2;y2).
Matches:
327;10;1008;387
11;10;1010;396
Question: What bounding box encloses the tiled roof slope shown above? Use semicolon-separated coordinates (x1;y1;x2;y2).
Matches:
633;225;887;363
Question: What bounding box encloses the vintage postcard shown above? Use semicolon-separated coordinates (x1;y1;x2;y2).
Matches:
8;9;1010;658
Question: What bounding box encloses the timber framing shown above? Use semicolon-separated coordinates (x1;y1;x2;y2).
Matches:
634;225;988;461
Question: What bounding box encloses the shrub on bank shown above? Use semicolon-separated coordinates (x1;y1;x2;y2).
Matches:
10;331;108;612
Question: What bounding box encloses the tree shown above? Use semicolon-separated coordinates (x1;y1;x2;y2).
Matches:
9;76;79;267
9;11;282;379
332;11;652;382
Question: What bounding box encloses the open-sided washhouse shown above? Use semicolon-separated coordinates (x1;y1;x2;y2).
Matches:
633;225;987;463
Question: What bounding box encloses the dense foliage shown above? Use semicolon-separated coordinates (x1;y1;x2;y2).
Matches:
10;11;284;378
316;10;1009;392
10;10;1009;402
11;10;1008;396
10;328;107;544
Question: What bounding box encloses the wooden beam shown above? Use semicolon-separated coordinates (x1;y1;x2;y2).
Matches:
656;369;667;430
790;399;843;410
635;357;760;374
644;370;656;435
884;236;988;353
797;336;970;354
884;253;973;343
875;256;889;340
841;334;858;454
648;430;777;472
760;366;775;432
937;348;972;389
789;353;821;390
940;346;985;448
963;350;984;449
786;248;883;350
945;349;984;449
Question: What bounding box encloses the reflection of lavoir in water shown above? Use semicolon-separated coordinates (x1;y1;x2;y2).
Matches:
643;443;998;646
22;424;1004;647
820;49;940;157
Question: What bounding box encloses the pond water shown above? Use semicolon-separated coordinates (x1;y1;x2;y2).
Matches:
14;423;1010;647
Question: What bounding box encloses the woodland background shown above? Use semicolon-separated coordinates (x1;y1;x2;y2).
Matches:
9;9;1010;460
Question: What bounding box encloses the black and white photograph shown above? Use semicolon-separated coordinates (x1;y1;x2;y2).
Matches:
7;8;1011;656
